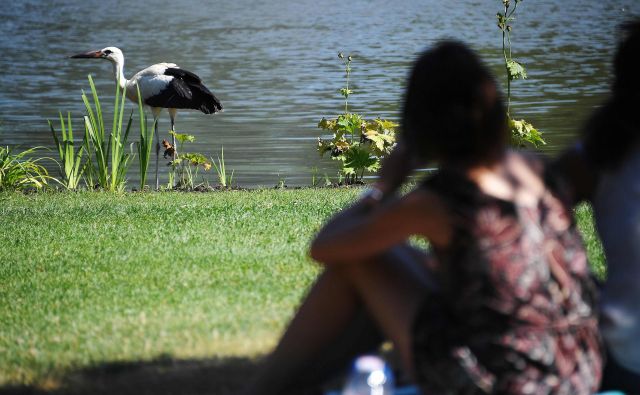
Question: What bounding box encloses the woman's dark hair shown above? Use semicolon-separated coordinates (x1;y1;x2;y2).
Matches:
402;41;507;164
584;19;640;170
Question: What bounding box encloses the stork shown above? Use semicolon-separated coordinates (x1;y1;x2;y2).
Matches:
70;46;223;189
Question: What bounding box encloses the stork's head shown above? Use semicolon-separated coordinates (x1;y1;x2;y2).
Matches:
70;46;124;64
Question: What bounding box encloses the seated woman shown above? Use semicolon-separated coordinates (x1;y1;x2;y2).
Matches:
550;19;640;393
245;41;602;395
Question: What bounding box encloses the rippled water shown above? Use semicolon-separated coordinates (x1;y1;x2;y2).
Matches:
0;0;638;186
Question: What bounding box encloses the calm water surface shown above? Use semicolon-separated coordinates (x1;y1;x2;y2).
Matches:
0;0;638;186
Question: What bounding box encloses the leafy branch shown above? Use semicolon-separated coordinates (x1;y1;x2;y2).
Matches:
496;0;545;147
338;52;353;113
167;131;211;190
317;53;397;185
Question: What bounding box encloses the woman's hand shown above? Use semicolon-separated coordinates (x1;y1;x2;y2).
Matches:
373;140;417;198
355;139;424;210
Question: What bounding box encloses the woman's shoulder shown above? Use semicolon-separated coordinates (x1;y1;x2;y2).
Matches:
419;151;546;207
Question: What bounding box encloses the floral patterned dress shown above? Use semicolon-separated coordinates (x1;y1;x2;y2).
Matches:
412;169;602;395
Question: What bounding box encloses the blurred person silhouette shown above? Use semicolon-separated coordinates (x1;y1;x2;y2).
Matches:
550;18;640;393
245;41;602;395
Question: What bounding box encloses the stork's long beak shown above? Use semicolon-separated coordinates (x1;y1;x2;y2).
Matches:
70;50;103;59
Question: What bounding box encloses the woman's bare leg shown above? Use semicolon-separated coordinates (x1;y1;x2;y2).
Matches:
343;246;434;378
244;245;432;395
245;266;364;395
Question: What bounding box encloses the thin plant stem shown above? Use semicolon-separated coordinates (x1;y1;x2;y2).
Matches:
502;3;511;116
345;59;350;114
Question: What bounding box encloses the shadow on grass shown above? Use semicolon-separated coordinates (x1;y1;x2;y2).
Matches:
0;355;261;395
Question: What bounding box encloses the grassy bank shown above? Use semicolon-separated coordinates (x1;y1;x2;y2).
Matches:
0;190;604;393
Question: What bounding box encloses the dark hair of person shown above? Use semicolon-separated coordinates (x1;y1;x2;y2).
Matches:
584;19;640;170
401;41;507;165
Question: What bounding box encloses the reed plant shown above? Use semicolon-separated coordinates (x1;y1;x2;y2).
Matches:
135;86;156;191
0;146;51;191
81;75;132;191
48;112;85;190
211;146;234;188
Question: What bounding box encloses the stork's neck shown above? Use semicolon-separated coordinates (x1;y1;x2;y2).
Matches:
111;58;128;91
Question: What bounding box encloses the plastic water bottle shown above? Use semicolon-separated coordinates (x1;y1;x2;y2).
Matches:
342;355;395;395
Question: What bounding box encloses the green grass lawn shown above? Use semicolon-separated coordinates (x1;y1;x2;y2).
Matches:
0;190;604;393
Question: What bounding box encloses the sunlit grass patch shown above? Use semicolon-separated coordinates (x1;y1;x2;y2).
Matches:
0;189;604;389
575;202;606;279
0;189;358;388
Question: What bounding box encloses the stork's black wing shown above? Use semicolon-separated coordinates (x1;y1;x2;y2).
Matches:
144;67;223;114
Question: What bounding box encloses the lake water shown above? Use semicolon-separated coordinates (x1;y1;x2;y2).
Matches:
0;0;638;186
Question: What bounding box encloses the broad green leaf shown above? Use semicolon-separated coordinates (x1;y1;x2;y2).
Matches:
343;145;378;176
509;118;545;148
371;118;398;131
506;59;527;80
318;118;337;131
181;152;209;166
336;113;364;135
333;140;351;152
339;88;353;97
170;131;196;143
365;133;387;152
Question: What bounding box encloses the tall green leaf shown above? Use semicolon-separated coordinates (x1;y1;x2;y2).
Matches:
506;59;527;80
48;112;85;189
136;86;155;190
79;75;133;191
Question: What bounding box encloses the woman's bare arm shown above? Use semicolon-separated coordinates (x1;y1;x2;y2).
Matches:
309;189;450;265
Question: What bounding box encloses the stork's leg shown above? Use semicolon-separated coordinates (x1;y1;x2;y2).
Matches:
169;108;178;160
152;108;162;190
154;121;160;190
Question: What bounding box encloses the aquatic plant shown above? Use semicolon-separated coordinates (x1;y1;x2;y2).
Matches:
317;53;397;184
0;146;51;191
168;131;211;190
211;146;234;188
135;86;157;191
276;174;287;189
48;112;85;190
81;75;133;191
497;0;545;147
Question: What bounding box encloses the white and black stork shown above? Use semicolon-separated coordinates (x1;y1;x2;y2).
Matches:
70;46;223;189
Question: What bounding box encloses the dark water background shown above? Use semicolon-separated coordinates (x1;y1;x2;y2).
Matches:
0;0;638;186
